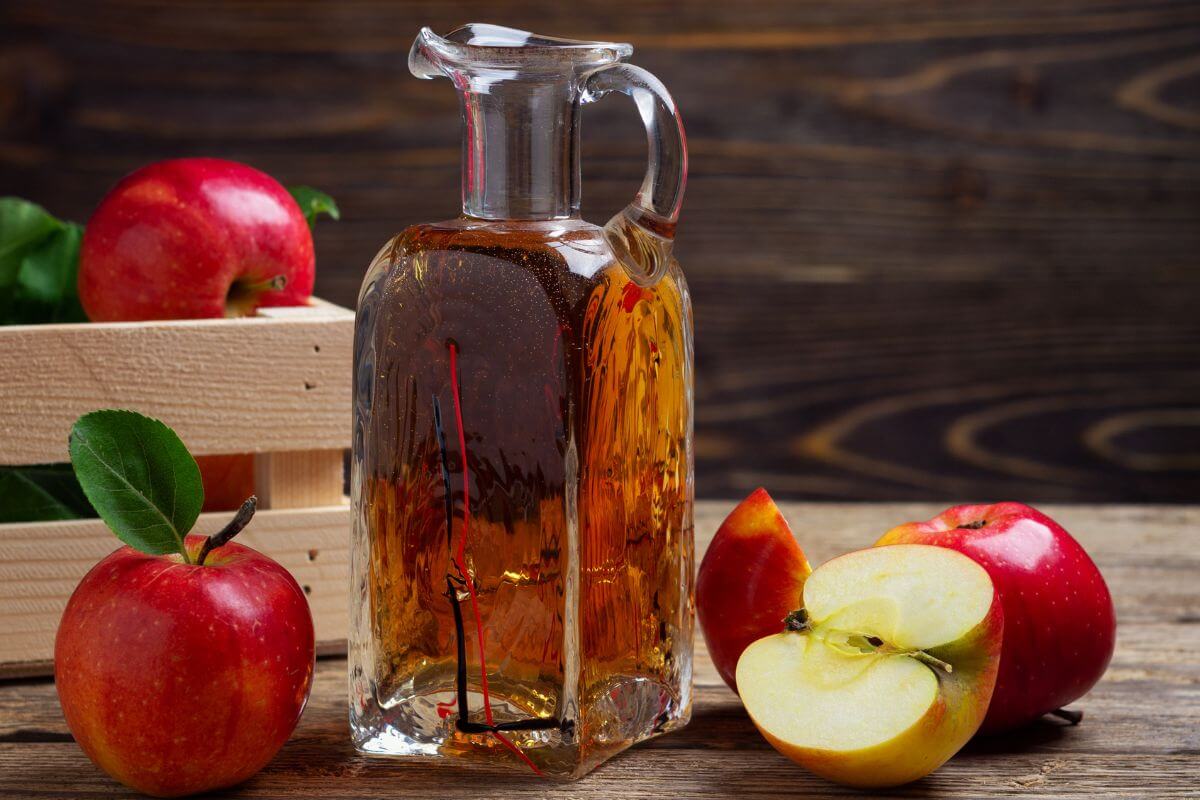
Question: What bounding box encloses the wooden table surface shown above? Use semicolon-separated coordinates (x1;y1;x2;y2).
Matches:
2;502;1197;798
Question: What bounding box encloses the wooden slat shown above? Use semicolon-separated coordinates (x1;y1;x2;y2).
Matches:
0;501;1195;797
255;450;346;509
0;302;354;465
0;505;350;677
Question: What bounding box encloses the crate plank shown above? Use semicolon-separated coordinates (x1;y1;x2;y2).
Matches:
0;302;354;465
256;449;347;509
0;505;350;678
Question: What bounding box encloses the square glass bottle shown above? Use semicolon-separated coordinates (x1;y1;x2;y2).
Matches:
349;24;693;779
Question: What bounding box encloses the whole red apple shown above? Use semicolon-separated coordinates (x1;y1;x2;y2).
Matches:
876;502;1115;734
697;488;812;692
78;158;314;320
55;534;315;797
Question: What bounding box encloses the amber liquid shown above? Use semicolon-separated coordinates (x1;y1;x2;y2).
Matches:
350;217;693;777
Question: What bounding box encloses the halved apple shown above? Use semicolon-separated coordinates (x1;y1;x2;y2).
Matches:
697;488;812;692
736;544;1003;788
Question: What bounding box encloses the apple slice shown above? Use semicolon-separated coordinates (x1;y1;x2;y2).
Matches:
697;488;812;692
736;544;1003;788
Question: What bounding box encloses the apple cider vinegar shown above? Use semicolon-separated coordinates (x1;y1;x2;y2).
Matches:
349;26;693;779
351;220;692;777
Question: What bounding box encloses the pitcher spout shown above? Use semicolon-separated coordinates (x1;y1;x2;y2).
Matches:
408;24;631;82
407;24;633;222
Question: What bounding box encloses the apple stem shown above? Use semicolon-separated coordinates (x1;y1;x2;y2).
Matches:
195;496;257;566
246;274;288;293
1048;707;1083;725
909;649;954;674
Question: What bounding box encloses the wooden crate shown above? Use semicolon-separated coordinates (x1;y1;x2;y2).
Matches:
0;301;354;678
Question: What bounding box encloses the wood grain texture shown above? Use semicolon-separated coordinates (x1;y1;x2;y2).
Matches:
0;303;353;465
254;450;346;509
0;500;1196;798
0;505;350;676
1;1;1198;501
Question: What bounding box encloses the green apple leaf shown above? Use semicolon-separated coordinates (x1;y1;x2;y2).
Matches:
10;223;86;324
69;410;204;561
1;197;63;321
288;185;340;230
0;197;60;279
0;197;88;325
0;465;93;522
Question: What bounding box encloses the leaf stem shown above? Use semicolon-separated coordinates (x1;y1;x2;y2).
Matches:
195;496;257;566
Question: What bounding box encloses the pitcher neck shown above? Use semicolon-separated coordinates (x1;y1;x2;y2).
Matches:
459;77;581;221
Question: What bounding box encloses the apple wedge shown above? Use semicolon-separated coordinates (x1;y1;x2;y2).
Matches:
697;488;812;692
736;544;1003;788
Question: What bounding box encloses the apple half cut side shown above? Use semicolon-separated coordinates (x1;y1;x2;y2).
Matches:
735;544;1003;788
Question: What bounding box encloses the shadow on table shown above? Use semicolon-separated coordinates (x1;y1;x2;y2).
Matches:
222;702;1080;797
676;704;1081;798
224;702;772;796
963;716;1075;755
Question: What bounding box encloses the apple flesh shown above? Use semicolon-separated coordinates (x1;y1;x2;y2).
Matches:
696;488;811;692
78;158;315;321
876;502;1115;733
736;544;1002;788
55;534;315;797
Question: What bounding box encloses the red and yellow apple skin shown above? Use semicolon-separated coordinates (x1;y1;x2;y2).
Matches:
55;535;314;797
696;488;812;692
79;158;315;321
877;502;1116;733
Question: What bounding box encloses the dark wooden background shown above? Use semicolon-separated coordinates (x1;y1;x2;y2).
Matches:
3;1;1199;502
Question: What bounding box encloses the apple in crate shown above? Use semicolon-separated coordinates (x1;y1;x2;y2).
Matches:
736;544;1003;787
696;488;811;691
77;158;338;511
55;410;314;797
877;502;1116;733
78;158;316;321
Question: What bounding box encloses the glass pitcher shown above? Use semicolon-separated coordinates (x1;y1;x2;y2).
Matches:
349;23;693;779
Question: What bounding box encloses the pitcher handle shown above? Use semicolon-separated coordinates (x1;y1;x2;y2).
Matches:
583;63;687;285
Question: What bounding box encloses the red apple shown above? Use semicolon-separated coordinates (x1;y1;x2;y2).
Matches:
697;488;812;692
78;158;314;321
55;534;315;797
876;502;1115;734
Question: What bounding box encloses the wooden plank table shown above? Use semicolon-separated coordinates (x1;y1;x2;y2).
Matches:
1;502;1196;798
